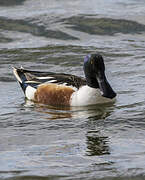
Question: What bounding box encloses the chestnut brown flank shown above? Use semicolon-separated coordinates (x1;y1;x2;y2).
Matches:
34;84;75;106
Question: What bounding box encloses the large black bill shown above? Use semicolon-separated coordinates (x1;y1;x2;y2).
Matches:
97;74;116;99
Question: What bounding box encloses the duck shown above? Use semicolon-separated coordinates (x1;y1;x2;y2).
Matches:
13;53;116;106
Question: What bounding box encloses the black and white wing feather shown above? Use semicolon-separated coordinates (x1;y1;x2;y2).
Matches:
13;67;86;92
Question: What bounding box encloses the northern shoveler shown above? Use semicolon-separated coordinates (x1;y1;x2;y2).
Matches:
13;54;116;106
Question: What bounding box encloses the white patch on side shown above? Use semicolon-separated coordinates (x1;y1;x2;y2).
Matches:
25;81;40;83
70;85;115;106
25;86;36;100
36;76;54;80
47;80;57;83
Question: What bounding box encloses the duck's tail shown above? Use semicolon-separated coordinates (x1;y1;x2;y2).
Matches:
13;67;27;91
13;67;36;100
13;67;26;83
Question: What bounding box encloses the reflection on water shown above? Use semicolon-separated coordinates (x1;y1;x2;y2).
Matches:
1;0;145;179
29;102;112;156
86;131;110;156
33;107;72;121
24;99;114;121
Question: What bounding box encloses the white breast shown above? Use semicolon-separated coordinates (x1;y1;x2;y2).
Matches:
70;85;115;106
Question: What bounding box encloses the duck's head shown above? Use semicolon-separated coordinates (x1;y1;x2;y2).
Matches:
83;54;116;99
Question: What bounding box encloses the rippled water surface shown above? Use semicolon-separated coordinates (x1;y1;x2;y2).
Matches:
1;0;145;179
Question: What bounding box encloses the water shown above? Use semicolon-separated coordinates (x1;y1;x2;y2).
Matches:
1;0;145;179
